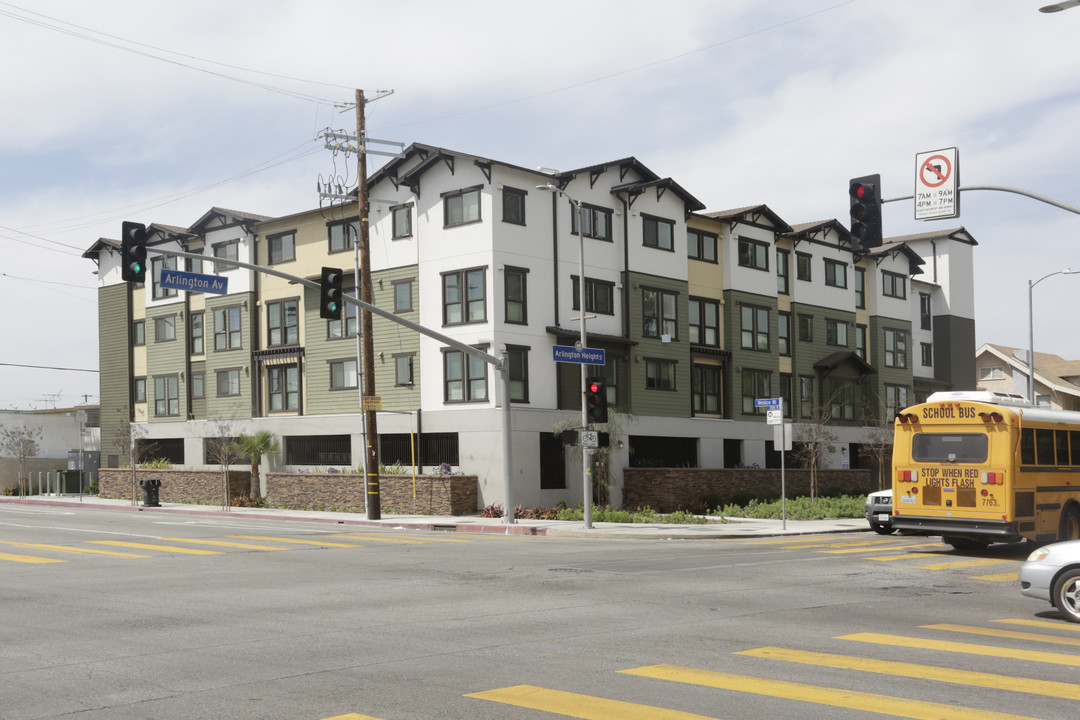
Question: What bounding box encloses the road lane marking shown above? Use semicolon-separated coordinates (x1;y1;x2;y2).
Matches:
158;537;290;551
994;618;1080;632
922;623;1080;647
867;551;952;561
737;646;1080;700
621;664;1039;720
840;632;1080;667
229;535;364;548
328;533;428;545
907;558;1010;570
89;541;221;555
0;550;66;564
465;684;718;719
971;572;1018;582
320;714;387;720
821;543;944;555
737;536;890;546
0;540;147;557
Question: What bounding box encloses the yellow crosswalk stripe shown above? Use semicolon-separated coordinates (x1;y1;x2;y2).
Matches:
158;537;290;551
328;533;428;545
0;550;66;564
229;535;363;548
922;623;1080;647
994;618;1080;632
841;632;1080;667
466;684;718;719
907;558;1010;570
319;714;387;720
738;535;884;546
737;646;1080;700
0;540;147;557
867;551;952;561
621;664;1039;720
971;571;1018;582
821;542;943;555
89;540;221;555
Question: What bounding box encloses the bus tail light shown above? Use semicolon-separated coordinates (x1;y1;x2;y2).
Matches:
981;471;1003;485
978;412;1004;423
897;413;919;424
898;470;918;483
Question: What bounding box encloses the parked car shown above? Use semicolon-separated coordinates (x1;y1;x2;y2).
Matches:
1019;540;1080;623
865;488;894;534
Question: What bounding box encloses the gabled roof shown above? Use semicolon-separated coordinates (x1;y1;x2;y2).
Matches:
82;237;119;261
813;350;876;376
188;207;271;234
979;343;1080;398
610;177;705;213
701;204;793;233
784;219;856;249
879;226;978;248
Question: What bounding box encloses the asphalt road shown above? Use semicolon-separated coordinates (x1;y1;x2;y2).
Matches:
0;503;1073;720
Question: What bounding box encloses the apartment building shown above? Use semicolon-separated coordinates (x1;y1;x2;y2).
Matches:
83;143;978;509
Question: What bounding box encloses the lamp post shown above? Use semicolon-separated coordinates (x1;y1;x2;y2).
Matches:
538;182;593;529
1028;269;1079;402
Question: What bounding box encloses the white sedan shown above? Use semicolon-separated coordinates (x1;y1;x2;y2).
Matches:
1019;540;1080;623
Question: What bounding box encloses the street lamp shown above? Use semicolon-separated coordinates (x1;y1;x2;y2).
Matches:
537;182;594;529
1040;1;1080;12
1028;269;1079;402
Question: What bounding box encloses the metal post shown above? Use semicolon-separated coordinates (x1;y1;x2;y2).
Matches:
1029;269;1079;403
501;350;515;525
575;200;592;529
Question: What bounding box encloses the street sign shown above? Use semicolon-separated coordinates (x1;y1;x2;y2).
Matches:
159;269;229;295
766;409;783;426
362;396;382;411
754;398;782;410
914;147;960;220
581;430;599;448
552;345;606;365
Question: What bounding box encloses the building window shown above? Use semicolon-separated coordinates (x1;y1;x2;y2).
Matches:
778;312;790;356
921;342;933;367
267;231;295;265
443;186;481;227
855;267;866;308
393;279;414;313
692;364;721;414
828;379;855;421
885;384;910;418
190;311;204;355
267;300;299;347
645;358;677;390
920;292;932;330
507;345;529;402
328;218;359;252
826;318;848;347
394;354;414;386
133;320;145;346
687;229;717;262
571;276;615;315
154;315;176;343
740;305;770;351
570;203;613;241
212;240;239;272
502;187;526;226
187;256;204;276
442;268;486;325
444;348;487;402
191;372;204;400
799;375;814;419
643;215;675;251
154;375;179;417
643;287;678;339
268;365;299;411
737;237;769;270
213;306;242;350
882;270;907;299
980;366;1005;381
741;368;771;415
330;359;358;389
780;374;793;418
133;377;146;403
151;256;178;300
504;267;528;324
328;300;357;339
391;205;412;239
824;259;848;288
855;324;867;360
798;314;813;343
216;369;241;397
777;249;790;294
796;252;812;281
688;297;719;346
884;328;907;368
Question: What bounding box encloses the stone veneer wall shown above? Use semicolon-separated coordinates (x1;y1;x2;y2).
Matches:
265;473;478;516
622;468;872;513
99;468;250;505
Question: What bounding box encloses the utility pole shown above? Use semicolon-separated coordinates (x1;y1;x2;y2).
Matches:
355;89;380;520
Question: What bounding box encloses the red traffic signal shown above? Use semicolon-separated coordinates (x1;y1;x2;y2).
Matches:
585;377;608;424
849;174;882;249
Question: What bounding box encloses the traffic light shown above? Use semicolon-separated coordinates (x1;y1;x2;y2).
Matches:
320;267;343;320
585;377;608;424
120;221;147;283
849;174;883;249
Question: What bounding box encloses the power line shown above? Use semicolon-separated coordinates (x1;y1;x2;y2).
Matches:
0;361;98;374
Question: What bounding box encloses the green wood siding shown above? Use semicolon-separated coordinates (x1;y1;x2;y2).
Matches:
723;289;780;420
203;293;254;420
145;302;188;422
98;284;131;428
625;271;690;417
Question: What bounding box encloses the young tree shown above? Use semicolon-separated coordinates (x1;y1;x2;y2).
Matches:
235;431;280;499
113;417;156;505
859;395;895;492
203;419;246;510
0;424;43;497
791;392;841;502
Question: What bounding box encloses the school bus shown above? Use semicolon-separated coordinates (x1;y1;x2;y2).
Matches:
891;390;1080;549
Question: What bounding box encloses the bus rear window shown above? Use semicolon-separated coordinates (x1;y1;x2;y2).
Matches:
911;433;988;463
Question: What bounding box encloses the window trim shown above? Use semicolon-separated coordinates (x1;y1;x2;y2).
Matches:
190;311;204;355
882;270;907;299
884;327;908;369
211;239;240;273
215;367;242;398
267;231;296;265
642;286;679;340
688;296;720;347
506;344;530;403
329;358;358;390
213;305;243;352
441;267;487;326
644;357;677;391
687;229;718;263
826;318;849;347
796;252;812;282
501;186;526;226
390;204;412;239
328;218;359;253
442;185;482;228
267;364;299;412
570;202;613;242
824;258;848;289
642;214;675;252
132;319;145;347
392;278;414;314
737;237;770;271
393;353;415;387
153;374;180;417
504;266;528;325
777;249;790;294
153;315;176;344
266;298;299;347
443;346;489;403
571;275;616;315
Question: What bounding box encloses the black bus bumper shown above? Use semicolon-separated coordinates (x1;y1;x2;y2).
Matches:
892;515;1021;542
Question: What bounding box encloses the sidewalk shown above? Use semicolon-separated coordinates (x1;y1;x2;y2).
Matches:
0;494;870;539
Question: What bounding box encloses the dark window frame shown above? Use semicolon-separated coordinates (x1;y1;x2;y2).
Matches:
266;298;299;347
504;266;528;325
442;186;482;228
267;231;296;265
737;237;770;271
642;287;679;340
687;229;718;263
501;187;526;226
643;214;675;251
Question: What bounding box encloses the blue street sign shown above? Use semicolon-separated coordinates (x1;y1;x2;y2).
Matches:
754;397;782;409
552;344;606;365
159;269;229;295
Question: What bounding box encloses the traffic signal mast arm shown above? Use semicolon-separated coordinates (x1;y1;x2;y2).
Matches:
882;184;1080;216
141;247;504;370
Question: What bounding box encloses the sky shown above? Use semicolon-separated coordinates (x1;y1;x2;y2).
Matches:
2;0;1079;410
